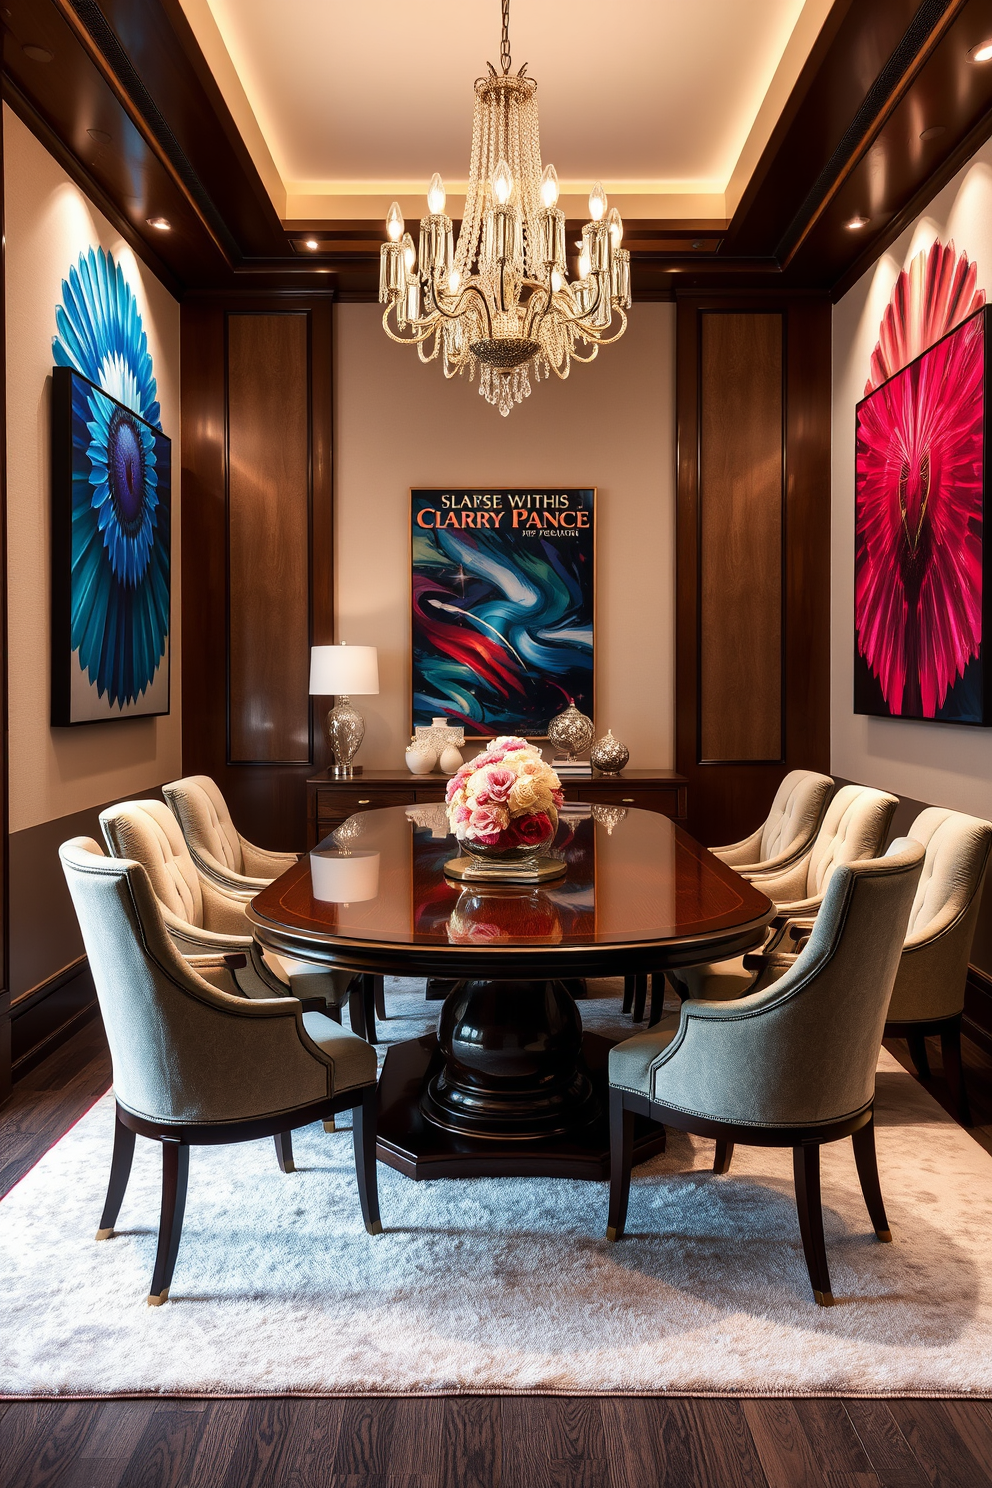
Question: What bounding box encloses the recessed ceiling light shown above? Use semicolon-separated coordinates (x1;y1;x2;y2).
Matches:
968;38;992;62
147;217;171;231
87;128;112;145
305;238;319;250
846;215;869;230
22;43;54;62
920;125;946;142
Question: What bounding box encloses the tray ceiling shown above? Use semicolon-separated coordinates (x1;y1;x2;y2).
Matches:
178;0;834;223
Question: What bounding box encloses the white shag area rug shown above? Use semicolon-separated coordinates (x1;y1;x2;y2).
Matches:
3;977;992;1399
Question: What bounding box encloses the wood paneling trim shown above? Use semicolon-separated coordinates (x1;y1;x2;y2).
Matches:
181;295;334;851
699;312;784;763
226;312;311;764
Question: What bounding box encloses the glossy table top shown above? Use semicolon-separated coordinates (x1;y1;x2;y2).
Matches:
247;804;774;977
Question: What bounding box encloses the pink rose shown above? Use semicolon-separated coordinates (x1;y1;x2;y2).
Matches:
453;804;472;825
502;739;528;753
472;831;503;848
468;804;509;839
551;789;564;808
483;766;516;802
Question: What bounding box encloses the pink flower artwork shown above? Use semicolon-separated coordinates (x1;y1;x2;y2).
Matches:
855;305;985;719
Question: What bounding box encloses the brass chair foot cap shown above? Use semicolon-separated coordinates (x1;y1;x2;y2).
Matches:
876;1228;892;1243
366;1219;383;1235
606;1226;623;1242
283;1162;296;1174
322;1119;337;1134
813;1289;834;1307
147;1289;170;1307
94;1228;115;1241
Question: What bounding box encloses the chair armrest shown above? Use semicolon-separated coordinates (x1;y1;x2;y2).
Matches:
239;837;299;879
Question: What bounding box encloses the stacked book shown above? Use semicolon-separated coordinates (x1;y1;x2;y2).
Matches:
551;755;593;779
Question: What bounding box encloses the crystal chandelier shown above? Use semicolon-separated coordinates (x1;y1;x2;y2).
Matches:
378;0;631;416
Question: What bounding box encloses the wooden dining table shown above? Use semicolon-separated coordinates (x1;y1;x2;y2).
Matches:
247;803;774;1181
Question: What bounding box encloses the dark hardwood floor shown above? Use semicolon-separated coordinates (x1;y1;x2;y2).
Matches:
2;1015;992;1487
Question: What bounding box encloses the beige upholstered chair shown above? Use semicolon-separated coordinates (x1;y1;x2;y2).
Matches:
99;799;376;1042
759;807;992;1125
162;774;296;895
606;840;925;1306
59;837;381;1305
710;769;834;877
667;784;898;1007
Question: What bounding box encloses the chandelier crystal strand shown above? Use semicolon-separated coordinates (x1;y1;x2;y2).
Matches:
379;0;630;415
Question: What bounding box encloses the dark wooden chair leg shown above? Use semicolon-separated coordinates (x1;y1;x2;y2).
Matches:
622;976;634;1014
373;975;387;1021
713;1139;734;1174
632;974;648;1022
348;983;369;1043
325;1003;343;1025
96;1106;137;1239
648;973;667;1027
352;1086;382;1235
606;1088;635;1241
360;974;378;1046
792;1143;833;1306
940;1016;972;1127
851;1115;890;1241
148;1139;189;1306
274;1130;295;1174
907;1031;931;1079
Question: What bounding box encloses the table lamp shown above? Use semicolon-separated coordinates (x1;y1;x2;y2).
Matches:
309;643;379;777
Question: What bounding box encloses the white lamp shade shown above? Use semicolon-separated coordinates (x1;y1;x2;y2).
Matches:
309;644;379;696
309;849;380;903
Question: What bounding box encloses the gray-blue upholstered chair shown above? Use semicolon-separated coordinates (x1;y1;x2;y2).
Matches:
161;774;296;895
665;783;898;1010
710;769;835;877
59;837;381;1306
99;799;376;1043
756;808;992;1126
163;775;388;1028
606;840;924;1306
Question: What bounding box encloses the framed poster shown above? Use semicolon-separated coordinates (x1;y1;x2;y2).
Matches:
51;365;172;724
855;306;990;724
412;488;595;737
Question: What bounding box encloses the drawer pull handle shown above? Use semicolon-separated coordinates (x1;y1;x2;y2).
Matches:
622;797;634;803
358;799;370;805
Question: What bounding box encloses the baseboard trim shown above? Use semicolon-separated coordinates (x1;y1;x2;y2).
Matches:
11;959;98;1081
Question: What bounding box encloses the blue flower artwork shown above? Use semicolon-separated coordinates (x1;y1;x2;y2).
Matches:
50;248;171;724
412;489;594;737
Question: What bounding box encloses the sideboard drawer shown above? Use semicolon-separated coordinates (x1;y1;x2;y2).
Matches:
414;785;447;802
563;784;685;819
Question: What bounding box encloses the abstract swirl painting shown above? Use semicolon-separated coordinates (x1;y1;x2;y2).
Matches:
855;304;988;723
412;488;594;736
50;247;171;724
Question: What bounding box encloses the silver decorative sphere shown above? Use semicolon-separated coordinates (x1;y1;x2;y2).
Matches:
590;728;629;775
547;702;594;760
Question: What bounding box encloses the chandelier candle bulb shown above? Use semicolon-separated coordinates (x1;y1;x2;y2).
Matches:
386;201;405;241
607;207;624;248
540;163;560;208
427;172;447;214
588;182;608;222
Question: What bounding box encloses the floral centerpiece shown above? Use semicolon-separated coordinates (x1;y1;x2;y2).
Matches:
444;736;564;876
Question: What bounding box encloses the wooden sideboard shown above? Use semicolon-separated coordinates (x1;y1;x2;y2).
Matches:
307;768;688;848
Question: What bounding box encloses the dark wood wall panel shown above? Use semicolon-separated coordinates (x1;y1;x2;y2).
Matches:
676;295;831;848
181;295;334;852
227;312;311;764
699;313;783;763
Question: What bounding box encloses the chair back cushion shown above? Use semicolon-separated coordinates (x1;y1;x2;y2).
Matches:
887;807;992;1021
100;800;204;928
759;770;833;863
650;841;924;1127
162;775;244;874
58;837;334;1124
805;784;897;898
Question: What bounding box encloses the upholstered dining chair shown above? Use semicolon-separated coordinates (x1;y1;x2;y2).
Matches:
99;799;377;1043
59;837;382;1306
606;840;925;1306
754;807;992;1126
161;774;296;895
664;783;898;1010
710;769;834;877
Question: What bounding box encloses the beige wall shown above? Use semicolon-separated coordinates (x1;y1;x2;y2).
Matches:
4;106;182;834
334;301;675;769
831;136;992;819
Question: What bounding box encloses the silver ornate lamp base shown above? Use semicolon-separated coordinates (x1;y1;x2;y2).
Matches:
324;695;366;777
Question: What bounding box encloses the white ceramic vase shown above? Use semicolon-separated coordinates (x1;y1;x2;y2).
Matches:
405;746;436;775
439;743;464;774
